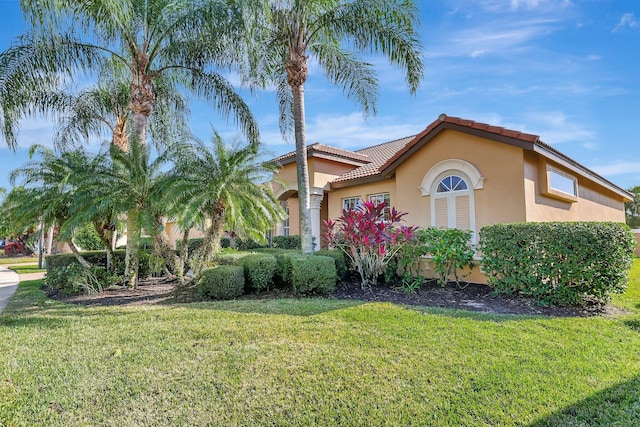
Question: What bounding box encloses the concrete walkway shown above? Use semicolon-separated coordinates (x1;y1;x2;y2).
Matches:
0;265;20;314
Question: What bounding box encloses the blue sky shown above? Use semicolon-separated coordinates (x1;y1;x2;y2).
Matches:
0;0;639;192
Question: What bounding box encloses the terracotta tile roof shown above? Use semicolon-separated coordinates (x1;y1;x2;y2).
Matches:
270;142;371;165
380;114;540;171
331;136;415;183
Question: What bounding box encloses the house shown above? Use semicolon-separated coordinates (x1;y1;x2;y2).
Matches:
271;114;633;283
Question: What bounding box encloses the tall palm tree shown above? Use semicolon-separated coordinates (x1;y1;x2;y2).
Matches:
170;133;285;274
0;0;259;149
256;0;424;252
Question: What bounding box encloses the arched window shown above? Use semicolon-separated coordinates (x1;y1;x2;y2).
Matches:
432;173;474;232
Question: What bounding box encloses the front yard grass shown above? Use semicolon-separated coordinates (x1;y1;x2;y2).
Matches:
1;262;640;425
7;264;46;274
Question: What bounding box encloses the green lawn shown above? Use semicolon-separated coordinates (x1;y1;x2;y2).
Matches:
1;263;640;425
7;264;46;274
0;255;39;265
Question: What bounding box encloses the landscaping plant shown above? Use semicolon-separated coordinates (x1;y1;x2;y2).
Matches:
324;200;415;288
420;228;475;287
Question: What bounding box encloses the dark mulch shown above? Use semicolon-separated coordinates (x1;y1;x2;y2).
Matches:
48;275;628;318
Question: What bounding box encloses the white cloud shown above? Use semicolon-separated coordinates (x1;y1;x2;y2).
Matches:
592;162;640;176
613;13;639;32
304;112;420;148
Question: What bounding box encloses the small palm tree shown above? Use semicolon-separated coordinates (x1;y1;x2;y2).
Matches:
9;145;101;267
255;0;424;252
170;133;285;274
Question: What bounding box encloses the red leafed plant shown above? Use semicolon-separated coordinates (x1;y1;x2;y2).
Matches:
324;200;416;289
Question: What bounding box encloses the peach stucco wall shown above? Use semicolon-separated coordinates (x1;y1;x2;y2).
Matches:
308;158;357;190
328;180;396;220
393;129;527;230
523;151;625;223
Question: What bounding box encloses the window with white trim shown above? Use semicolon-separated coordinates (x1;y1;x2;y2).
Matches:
368;192;391;219
342;197;361;211
432;174;474;235
548;169;577;197
283;205;290;236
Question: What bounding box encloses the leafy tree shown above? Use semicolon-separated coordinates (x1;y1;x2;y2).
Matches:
625;186;640;228
1;0;260;150
256;0;424;252
170;133;285;274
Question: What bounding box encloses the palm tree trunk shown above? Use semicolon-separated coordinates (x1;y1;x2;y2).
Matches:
175;228;191;285
291;83;314;253
192;201;226;274
125;208;141;289
46;224;54;255
92;219;115;273
67;240;91;269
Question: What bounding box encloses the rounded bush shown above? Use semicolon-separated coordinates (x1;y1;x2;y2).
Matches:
242;254;276;292
291;255;337;294
198;265;245;300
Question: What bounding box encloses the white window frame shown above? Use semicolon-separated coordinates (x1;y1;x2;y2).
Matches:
368;192;391;220
342;197;361;211
430;172;476;243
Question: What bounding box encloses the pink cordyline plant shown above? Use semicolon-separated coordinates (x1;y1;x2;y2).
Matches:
324;200;416;289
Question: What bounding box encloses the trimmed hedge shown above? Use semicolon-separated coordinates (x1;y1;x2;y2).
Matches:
235;238;263;251
45;250;159;279
272;235;301;250
242;253;277;292
198;265;245;300
213;250;251;266
479;222;637;306
291;255;337;295
314;250;347;280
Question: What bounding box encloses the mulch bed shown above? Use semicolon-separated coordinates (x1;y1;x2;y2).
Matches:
48;275;627;318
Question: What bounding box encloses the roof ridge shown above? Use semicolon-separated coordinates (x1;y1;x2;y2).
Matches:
354;134;416;153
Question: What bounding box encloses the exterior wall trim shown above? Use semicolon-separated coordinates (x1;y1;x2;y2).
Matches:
418;159;485;196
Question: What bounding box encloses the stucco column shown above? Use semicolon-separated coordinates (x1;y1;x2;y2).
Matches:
310;193;324;251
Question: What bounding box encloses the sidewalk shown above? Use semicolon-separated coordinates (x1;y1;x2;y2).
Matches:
0;265;20;314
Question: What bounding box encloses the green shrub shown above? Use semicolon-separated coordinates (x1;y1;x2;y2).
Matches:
272;235;301;250
220;237;231;249
314;250;347;280
479;222;637;306
271;251;304;287
44;262;122;295
46;249;156;279
420;228;475;286
291;255;337;295
242;254;277;292
235;238;263;251
197;265;245;300
73;224;104;251
213;249;251;266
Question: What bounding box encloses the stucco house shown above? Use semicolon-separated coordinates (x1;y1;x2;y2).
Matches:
270;114;632;280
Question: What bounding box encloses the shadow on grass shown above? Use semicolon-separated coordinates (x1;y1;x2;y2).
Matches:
624;318;640;332
529;376;640;426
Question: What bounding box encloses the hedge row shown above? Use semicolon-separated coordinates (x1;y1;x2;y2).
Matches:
197;250;341;300
479;222;636;306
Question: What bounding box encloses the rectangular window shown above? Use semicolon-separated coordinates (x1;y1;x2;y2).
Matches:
548;169;577;197
283;205;290;236
540;162;579;202
368;192;391;220
342;197;361;211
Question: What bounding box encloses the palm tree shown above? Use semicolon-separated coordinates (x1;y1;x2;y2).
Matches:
68;136;177;288
0;0;259;149
255;0;424;252
8;145;102;267
170;133;285;274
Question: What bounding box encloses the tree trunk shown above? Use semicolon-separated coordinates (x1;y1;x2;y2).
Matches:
291;83;314;253
176;228;190;285
67;240;91;268
92;219;115;273
152;216;177;277
125;208;141;289
46;224;54;255
192;201;226;275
